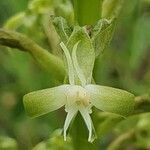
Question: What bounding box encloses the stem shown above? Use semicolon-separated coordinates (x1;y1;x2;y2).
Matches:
71;114;96;150
73;0;102;26
0;29;65;82
42;14;61;56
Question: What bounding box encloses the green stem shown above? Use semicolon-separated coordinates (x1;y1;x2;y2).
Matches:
73;0;102;26
0;29;66;82
71;114;97;150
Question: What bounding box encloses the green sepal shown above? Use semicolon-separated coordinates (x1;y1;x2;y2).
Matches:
67;26;95;84
52;16;72;43
23;85;70;118
92;19;115;57
85;84;135;116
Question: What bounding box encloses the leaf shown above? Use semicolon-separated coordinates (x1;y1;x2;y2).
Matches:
52;16;72;43
92;19;115;57
23;85;70;118
85;84;135;116
67;26;95;84
0;136;18;150
33;129;73;150
32;142;46;150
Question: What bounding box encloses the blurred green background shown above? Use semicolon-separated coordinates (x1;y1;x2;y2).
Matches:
0;0;150;149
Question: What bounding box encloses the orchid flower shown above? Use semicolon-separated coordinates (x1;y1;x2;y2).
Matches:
23;27;135;142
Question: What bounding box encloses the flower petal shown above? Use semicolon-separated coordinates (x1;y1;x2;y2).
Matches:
79;107;96;142
72;41;86;86
85;84;135;116
63;107;78;141
60;42;75;85
23;85;70;118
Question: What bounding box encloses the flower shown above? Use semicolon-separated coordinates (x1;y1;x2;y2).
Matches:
23;40;135;142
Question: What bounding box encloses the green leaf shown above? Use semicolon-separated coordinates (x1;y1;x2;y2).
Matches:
102;0;124;19
0;136;18;150
52;16;72;43
23;85;70;118
67;26;95;84
85;84;135;116
32;142;46;150
92;19;115;57
48;129;73;149
33;129;73;150
73;0;102;25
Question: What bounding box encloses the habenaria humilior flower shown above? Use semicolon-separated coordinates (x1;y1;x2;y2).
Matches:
23;27;135;142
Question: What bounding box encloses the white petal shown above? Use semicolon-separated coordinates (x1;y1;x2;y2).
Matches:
60;42;75;85
79;107;96;142
72;41;86;86
63;107;78;141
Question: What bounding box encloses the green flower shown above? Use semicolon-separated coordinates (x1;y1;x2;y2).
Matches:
23;27;135;142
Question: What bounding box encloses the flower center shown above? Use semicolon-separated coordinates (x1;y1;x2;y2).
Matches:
67;86;90;107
